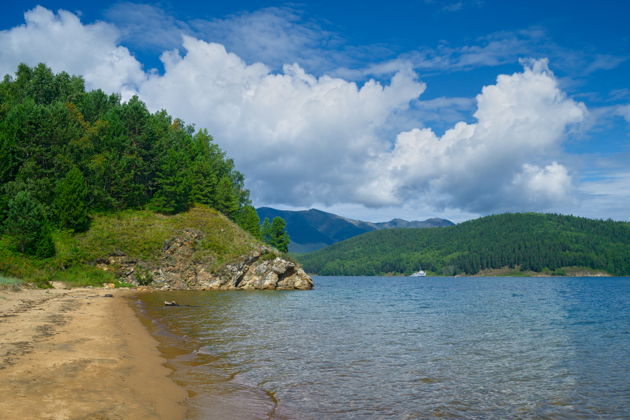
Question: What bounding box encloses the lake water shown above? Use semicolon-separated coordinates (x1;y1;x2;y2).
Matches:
134;276;630;419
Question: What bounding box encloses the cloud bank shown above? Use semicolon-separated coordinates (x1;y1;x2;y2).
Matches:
0;7;590;216
362;59;586;211
0;6;145;97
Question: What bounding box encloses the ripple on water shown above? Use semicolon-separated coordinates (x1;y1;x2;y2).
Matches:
135;277;630;419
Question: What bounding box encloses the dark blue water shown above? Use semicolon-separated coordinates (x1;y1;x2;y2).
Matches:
136;277;630;419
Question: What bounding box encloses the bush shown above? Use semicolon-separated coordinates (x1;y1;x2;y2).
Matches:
136;268;154;286
4;191;55;257
53;167;90;232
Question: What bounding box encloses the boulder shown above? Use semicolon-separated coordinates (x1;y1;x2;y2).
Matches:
95;229;313;291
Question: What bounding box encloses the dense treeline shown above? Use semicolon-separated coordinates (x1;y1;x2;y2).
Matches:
0;64;266;256
298;213;630;276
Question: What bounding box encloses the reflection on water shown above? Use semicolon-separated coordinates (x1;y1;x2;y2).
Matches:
134;277;630;419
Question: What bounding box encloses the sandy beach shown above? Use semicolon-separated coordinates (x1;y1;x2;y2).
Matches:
0;286;186;420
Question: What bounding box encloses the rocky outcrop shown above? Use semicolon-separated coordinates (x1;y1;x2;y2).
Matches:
207;252;313;290
95;229;313;290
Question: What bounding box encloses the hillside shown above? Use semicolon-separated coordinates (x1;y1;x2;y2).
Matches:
0;205;311;289
297;213;630;276
0;64;255;221
256;207;453;252
0;64;311;289
0;205;255;286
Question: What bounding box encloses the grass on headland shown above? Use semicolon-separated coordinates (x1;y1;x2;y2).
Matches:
75;206;258;266
0;274;23;289
0;205;261;288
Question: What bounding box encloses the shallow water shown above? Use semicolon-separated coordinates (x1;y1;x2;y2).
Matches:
135;276;630;419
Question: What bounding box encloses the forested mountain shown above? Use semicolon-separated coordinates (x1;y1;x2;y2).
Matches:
297;213;630;276
256;207;453;252
0;63;267;260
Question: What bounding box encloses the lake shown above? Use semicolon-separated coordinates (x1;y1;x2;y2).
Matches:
134;276;630;419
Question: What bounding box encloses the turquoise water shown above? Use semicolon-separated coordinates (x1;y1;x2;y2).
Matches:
135;276;630;419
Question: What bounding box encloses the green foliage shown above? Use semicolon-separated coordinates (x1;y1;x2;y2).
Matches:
298;213;630;276
271;217;290;253
53;166;90;231
47;264;116;287
114;280;135;288
149;148;192;214
259;251;278;262
215;176;240;219
0;64;269;285
0;206;261;287
0;274;22;289
135;268;154;286
237;205;261;239
0;63;252;239
262;216;290;253
32;226;56;259
3;191;55;257
261;218;272;244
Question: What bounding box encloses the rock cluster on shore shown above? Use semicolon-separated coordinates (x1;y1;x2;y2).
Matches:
96;229;313;290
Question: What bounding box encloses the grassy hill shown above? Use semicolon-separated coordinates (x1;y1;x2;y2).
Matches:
0;64;278;288
297;213;630;276
0;205;261;287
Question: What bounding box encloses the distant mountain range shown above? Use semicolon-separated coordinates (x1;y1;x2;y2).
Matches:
256;207;454;253
296;213;630;277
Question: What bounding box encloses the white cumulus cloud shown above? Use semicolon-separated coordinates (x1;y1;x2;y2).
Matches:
0;7;591;216
138;36;425;205
0;6;144;97
361;59;586;212
512;162;573;206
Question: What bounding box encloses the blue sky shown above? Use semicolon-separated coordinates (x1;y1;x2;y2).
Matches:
1;1;629;222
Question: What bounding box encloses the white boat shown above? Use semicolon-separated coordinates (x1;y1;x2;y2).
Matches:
410;268;426;277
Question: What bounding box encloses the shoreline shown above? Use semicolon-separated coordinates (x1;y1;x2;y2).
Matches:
0;286;187;420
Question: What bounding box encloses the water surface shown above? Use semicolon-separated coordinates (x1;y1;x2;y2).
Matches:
135;276;630;419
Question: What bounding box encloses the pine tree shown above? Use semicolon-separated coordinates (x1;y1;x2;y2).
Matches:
189;158;217;206
237;205;261;239
215;176;239;219
261;217;272;244
53;167;90;232
4;190;55;257
31;225;56;258
270;217;290;252
149;148;191;214
261;216;290;252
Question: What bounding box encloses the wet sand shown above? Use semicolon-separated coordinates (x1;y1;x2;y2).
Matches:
0;286;186;420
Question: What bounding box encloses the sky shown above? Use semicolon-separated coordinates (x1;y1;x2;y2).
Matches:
1;0;629;223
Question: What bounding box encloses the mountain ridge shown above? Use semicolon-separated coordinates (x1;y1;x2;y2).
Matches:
256;207;454;253
296;212;630;276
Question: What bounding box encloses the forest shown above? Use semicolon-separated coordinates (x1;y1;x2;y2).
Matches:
0;63;289;263
297;212;630;276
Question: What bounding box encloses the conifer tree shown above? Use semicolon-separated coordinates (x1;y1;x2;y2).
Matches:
149;148;191;214
4;190;55;257
189;158;217;206
261;217;272;244
270;217;290;252
237;205;261;239
261;216;290;252
53;167;90;232
215;176;239;219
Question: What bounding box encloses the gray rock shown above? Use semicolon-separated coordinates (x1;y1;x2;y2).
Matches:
95;229;313;291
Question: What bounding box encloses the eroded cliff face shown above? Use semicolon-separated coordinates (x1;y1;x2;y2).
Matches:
96;229;313;290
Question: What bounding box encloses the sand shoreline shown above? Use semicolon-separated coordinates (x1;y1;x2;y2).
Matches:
0;286;187;420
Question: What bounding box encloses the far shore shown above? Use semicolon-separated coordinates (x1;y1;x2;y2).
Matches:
0;286;186;420
313;267;614;277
